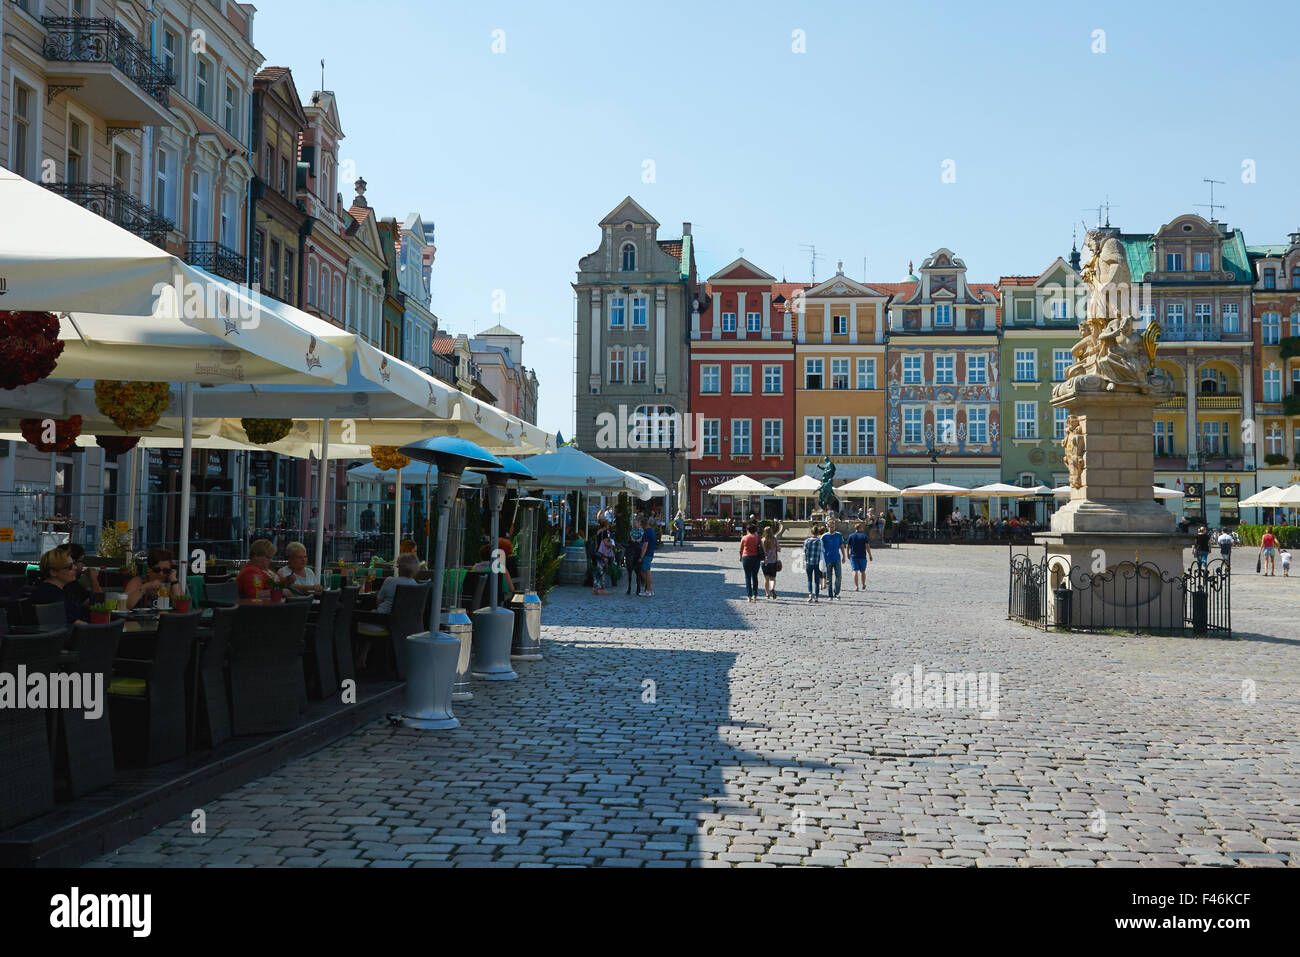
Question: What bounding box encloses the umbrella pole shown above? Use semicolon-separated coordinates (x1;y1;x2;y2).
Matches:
314;419;329;581
178;384;193;581
393;465;403;564
126;446;138;552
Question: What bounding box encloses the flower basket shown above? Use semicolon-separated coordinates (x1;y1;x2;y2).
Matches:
0;311;64;390
174;597;192;614
371;445;411;470
96;434;141;456
20;415;82;452
93;380;170;432
242;418;294;445
89;602;112;625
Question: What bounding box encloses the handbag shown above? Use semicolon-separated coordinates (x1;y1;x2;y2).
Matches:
775;560;783;573
1256;554;1262;574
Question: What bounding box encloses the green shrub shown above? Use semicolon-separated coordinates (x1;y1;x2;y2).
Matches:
1236;524;1300;547
1264;453;1288;466
615;492;631;543
534;518;564;602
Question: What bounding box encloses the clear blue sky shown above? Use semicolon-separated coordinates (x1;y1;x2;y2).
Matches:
253;0;1300;436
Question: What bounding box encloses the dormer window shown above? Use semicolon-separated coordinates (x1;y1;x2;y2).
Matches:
620;243;636;271
1263;267;1276;289
1166;252;1183;271
934;304;952;326
1193;252;1210;272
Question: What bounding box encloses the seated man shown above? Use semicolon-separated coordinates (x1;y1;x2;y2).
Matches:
236;539;280;601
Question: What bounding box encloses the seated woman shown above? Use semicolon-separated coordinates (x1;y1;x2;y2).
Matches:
124;547;183;610
277;541;321;595
374;552;422;614
236;539;280;601
398;538;427;570
30;547;87;626
63;544;102;610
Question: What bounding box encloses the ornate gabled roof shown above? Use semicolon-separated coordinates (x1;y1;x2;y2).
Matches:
599;196;658;227
477;323;519;337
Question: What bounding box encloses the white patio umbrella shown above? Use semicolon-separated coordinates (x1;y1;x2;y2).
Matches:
901;482;970;529
773;474;821;519
516;445;649;542
1271;485;1300;505
1053;485;1186;499
707;475;771;521
1239;486;1285;507
838;475;902;495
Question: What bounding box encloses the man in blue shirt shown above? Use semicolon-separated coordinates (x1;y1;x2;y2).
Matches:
639;517;657;597
820;523;846;600
846;522;873;591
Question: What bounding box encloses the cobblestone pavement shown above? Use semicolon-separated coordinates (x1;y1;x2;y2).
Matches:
90;542;1300;868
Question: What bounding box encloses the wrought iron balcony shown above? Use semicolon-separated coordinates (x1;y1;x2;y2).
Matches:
42;17;174;109
45;182;173;247
1161;322;1245;342
186;242;247;283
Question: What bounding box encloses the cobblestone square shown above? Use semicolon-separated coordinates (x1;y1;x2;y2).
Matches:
91;542;1300;868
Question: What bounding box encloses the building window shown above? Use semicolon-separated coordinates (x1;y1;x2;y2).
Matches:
633;405;677;448
967;407;988;444
112;147;130;192
608;347;625;382
857;357;876;390
220;191;237;248
1194;302;1213;334
1139;304;1156;327
1263;313;1281;345
189;170;209;240
731;365;751;394
609;296;625;328
856;417;876;455
224;82;238;136
196;58;210;115
620;243;635;271
1166;302;1184;328
804;417;824;456
1263;267;1276;289
830;358;850;390
1221;302;1239;334
833;315;847;335
702;419;720;456
283;250;294;301
1293;366;1300;395
1265;427;1284;457
966;354;987;384
934;304;952;326
763;365;782;393
1049;297;1070;320
632;295;648;327
804;358;823;389
307;259;317;305
155;150;175;215
1263;367;1281;402
1194;252;1211;272
1166;252;1183;272
1154;420;1176;456
830;417;850;456
1015;401;1037;438
1014;349;1036;382
902;407;923;445
10;82;35;179
1054;407;1068;441
762;420;782;456
163;30;178;81
934;407;956;445
902;354;922;384
1292;270;1300;290
731;419;751;456
631;347;647;383
1200;420;1226;456
746;312;762;333
1052;349;1071;382
268;239;280;294
934;354;955;385
66;117;87;184
721;312;737;332
1014;299;1033;324
701;364;720;393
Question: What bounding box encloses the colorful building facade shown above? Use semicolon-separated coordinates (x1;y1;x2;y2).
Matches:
1247;234;1300;494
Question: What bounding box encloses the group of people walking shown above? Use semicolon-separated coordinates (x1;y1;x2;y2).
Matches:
738;515;876;603
588;515;658;597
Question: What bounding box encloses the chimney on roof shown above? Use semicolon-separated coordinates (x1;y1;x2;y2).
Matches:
682;222;691;236
1289;229;1300;247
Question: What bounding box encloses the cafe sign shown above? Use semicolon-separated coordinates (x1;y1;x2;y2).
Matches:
1183;483;1204;520
1219;482;1240;525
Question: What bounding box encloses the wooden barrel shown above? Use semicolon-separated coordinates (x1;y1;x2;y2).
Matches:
558;544;588;585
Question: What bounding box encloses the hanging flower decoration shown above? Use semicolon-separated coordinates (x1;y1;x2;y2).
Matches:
20;415;82;452
95;434;141;455
93;380;171;432
242;417;294;445
371;445;410;471
0;311;65;391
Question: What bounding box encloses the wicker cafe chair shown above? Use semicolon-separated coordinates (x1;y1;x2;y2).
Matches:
21;601;66;630
226;601;312;735
202;581;238;607
56;620;124;798
303;589;339;700
0;628;68;830
332;585;358;689
193;606;235;749
108;612;199;766
354;581;431;680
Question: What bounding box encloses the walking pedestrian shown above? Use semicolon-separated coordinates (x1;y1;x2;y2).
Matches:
821;521;846;599
847;521;873;591
739;522;762;602
591;518;613;595
638;516;657;596
1194;525;1210;568
1216;527;1234;566
674;509;686;546
1260;526;1278;576
761;520;784;599
803;524;824;603
1282;547;1292;577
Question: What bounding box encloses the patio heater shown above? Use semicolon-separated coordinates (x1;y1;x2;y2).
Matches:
472;458;535;680
443;485;475;702
391;436;502;731
510;496;545;660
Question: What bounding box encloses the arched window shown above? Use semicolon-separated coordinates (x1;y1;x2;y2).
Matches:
633;405;677;448
1199;368;1226;394
620;243;636;271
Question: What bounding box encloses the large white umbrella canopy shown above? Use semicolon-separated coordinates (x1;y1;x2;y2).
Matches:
772;475;821;497
900;482;970;496
629;472;668;498
967;482;1032;497
1271;484;1300;505
1021;484;1053;496
837;475;902;495
707;475;773;496
517;445;647;493
1239;486;1286;507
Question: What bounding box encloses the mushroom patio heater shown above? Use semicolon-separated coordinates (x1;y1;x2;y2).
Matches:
472;457;535;680
391;436;501;730
510;495;545;660
443;485;476;702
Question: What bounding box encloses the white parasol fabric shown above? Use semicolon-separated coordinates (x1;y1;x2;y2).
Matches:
771;475;821;497
900;482;971;496
837;475;902;495
707;475;773;496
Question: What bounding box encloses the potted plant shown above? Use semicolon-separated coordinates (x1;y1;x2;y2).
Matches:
89;602;112;625
269;587;284;603
174;590;192;614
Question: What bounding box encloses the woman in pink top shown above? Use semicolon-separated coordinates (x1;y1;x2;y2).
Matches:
1260;527;1277;576
739;523;762;602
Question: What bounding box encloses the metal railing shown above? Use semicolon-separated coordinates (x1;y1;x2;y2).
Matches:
44;182;173;247
186;241;247;283
1161;323;1247;342
41;16;174;107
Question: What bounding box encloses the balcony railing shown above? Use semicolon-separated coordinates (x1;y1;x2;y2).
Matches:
45;182;173;247
42;17;174;108
187;242;247;283
1196;394;1242;411
1161;323;1246;342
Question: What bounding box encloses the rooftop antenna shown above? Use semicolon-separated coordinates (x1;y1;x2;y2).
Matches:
1195;178;1225;222
798;243;825;283
1082;195;1119;229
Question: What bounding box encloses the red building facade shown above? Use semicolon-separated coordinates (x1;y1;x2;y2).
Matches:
688;258;796;519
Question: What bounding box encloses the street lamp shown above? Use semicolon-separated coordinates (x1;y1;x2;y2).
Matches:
928;447;939;532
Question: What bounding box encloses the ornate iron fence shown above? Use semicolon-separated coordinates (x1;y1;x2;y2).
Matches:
186;242;248;283
42;17;173;107
1008;553;1231;638
44;182;173;247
